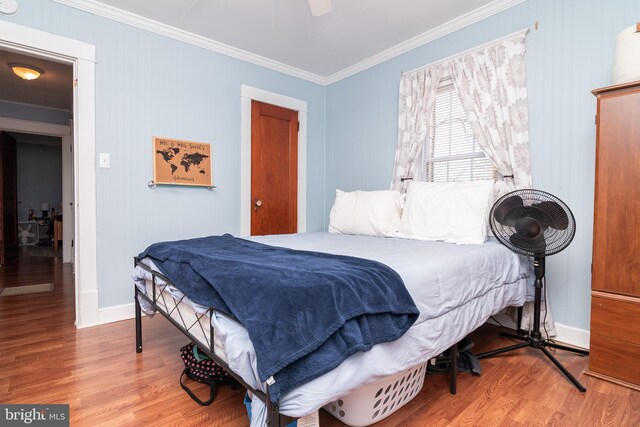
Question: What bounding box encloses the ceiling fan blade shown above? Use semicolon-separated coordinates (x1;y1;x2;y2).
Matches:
308;0;332;17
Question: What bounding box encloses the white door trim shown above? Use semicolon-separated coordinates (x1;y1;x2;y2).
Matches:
0;20;99;328
240;85;307;236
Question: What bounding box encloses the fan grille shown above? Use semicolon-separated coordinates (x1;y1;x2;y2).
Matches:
489;189;575;257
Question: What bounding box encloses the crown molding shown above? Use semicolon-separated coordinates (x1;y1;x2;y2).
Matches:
54;0;526;87
52;0;326;85
323;0;527;85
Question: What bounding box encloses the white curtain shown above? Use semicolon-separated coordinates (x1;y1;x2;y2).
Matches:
448;33;555;336
390;66;443;192
448;33;532;196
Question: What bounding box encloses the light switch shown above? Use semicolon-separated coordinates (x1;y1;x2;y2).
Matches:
99;153;110;168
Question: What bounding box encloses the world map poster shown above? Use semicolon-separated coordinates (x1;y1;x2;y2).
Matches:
153;137;213;187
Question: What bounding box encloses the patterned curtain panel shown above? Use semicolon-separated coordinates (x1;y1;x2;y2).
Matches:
449;33;554;336
390;66;443;192
448;33;532;198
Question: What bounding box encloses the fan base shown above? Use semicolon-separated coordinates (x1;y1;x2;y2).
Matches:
477;331;589;392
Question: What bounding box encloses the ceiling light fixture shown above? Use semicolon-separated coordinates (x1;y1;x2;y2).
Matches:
10;64;44;81
0;0;18;16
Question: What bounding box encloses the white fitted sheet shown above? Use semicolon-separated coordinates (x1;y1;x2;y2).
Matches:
138;270;227;360
133;232;530;418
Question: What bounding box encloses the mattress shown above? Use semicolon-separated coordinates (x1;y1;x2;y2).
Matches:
133;232;530;418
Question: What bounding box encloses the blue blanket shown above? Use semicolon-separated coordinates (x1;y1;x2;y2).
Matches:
139;234;418;402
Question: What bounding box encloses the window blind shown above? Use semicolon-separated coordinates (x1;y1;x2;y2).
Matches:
424;80;495;182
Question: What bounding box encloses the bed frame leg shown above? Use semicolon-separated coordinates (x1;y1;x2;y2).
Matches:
135;289;143;353
516;305;524;335
266;403;281;426
265;386;282;426
449;343;457;395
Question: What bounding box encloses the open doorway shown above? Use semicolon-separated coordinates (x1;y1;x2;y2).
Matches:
0;49;74;311
12;133;64;251
0;20;98;327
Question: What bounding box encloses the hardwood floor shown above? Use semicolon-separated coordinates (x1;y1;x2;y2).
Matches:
1;253;639;426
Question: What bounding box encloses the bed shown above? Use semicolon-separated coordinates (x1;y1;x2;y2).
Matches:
133;231;531;426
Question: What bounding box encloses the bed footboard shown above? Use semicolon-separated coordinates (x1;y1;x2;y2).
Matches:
133;257;291;426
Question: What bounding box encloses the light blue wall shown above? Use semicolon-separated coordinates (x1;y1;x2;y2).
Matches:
326;0;640;331
1;1;325;308
16;141;62;222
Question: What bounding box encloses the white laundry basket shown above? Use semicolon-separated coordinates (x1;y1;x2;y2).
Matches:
323;363;427;426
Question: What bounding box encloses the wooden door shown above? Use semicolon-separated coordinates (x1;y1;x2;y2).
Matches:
251;100;298;236
592;85;640;298
0;132;18;266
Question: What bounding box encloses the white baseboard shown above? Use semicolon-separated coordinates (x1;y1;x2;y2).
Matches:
98;302;139;324
487;316;589;350
554;322;590;350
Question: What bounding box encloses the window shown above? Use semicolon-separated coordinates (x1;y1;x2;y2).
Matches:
423;77;495;182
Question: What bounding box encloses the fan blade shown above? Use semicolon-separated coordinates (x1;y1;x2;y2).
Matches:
532;201;569;230
509;232;547;254
308;0;332;16
493;195;525;226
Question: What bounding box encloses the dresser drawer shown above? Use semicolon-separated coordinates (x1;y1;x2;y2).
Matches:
589;334;640;387
591;293;640;346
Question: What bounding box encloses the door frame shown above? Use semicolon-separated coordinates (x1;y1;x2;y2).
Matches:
240;85;307;236
0;20;99;328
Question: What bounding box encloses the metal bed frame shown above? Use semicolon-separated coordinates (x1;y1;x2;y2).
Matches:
133;256;460;426
133;257;295;426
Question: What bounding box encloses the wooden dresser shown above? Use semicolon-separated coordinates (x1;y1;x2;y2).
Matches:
586;81;640;390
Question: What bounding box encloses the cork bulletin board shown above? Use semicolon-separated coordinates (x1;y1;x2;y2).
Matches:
152;137;213;187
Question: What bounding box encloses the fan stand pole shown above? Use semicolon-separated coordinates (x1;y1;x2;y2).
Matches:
477;257;589;392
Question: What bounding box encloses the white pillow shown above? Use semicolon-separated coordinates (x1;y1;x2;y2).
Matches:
398;180;494;244
328;189;404;237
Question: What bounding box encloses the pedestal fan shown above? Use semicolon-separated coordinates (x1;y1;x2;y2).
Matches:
17;221;39;245
477;189;589;392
